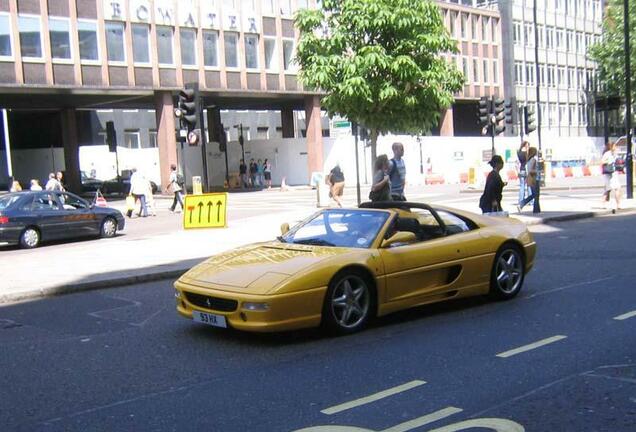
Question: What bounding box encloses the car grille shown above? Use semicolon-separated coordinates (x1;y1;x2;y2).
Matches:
184;292;238;312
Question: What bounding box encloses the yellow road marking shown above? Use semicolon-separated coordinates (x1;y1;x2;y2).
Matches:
321;380;426;415
496;335;567;358
613;310;636;321
382;407;462;432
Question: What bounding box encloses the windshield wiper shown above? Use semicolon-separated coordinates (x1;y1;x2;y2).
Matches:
293;238;336;247
276;236;287;243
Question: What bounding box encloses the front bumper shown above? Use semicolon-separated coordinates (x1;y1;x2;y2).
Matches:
174;280;327;332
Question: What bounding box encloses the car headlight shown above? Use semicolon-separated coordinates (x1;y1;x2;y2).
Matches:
242;302;270;311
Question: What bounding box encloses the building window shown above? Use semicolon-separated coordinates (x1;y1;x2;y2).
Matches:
49;18;71;60
105;21;125;62
283;39;294;71
559;104;568;125
514;61;523;85
472;58;479;83
224;32;238;68
471;15;478;41
180;28;197;66
556;29;565;50
491;18;498;43
577;32;585;54
526;62;535;85
0;14;11;58
124;131;141;149
449;12;456;38
546;26;554;49
77;20;98;61
578;69;585;88
460;13;467;39
280;0;292;15
482;59;489;83
263;0;276;15
549;103;557;126
18;15;42;59
567;30;575;51
558;66;566;88
149;130;157;148
203;30;218;67
157;26;173;65
569;105;577;126
513;21;522;45
296;0;309;9
245;34;259;69
224;0;237;10
482;16;489;41
524;23;534;47
264;38;277;70
132;24;150;64
492;59;498;84
537;25;544;48
256;126;269;139
568;67;576;88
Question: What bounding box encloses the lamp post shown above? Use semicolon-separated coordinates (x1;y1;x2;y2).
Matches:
624;0;633;198
532;0;542;213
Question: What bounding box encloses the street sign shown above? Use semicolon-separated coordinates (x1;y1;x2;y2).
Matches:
183;193;228;229
332;120;351;128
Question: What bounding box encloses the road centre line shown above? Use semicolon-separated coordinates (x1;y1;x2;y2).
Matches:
321;380;426;415
613;310;636;321
381;407;463;432
496;335;567;358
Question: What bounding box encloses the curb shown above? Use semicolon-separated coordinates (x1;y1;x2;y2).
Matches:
460;185;606;194
1;208;627;305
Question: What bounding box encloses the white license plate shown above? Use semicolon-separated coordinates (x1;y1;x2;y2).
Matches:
192;311;227;328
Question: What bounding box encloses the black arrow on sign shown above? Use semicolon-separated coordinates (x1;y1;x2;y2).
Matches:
216;200;223;222
207;201;213;223
197;202;203;223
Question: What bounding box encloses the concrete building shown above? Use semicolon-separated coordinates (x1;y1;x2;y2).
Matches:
0;0;505;191
485;0;605;138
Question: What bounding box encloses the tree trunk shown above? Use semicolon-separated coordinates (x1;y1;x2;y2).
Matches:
370;128;378;167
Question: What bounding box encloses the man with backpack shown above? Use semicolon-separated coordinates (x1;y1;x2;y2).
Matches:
388;142;407;201
168;164;185;212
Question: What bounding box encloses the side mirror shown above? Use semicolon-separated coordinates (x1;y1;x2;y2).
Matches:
381;231;417;248
280;222;290;235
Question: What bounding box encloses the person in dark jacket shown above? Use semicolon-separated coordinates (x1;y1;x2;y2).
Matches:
479;155;506;213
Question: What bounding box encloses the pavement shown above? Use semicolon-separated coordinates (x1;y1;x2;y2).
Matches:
1;175;634;304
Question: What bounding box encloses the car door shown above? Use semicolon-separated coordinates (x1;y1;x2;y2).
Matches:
57;192;100;237
378;210;484;305
28;193;66;240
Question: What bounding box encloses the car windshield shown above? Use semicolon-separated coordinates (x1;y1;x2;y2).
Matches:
281;209;389;248
0;194;22;210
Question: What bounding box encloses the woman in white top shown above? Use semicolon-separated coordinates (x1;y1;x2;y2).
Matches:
601;141;621;212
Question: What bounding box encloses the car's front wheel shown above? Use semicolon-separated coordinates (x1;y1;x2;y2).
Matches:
489;244;525;300
100;217;118;238
322;270;374;335
20;227;40;249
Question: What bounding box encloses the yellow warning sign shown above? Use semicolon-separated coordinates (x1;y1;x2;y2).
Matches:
183;193;228;229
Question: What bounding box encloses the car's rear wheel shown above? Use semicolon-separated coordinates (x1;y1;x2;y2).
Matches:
20;227;40;249
322;270;374;335
100;217;117;238
489;244;525;300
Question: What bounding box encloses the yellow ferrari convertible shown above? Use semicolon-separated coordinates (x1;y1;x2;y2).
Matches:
175;202;536;334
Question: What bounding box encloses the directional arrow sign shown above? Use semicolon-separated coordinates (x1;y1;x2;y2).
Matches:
183;193;228;229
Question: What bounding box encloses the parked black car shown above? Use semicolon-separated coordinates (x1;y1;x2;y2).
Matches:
80;172;158;196
0;191;125;248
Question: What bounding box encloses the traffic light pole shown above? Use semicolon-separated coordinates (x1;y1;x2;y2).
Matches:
533;0;541;213
624;0;633;199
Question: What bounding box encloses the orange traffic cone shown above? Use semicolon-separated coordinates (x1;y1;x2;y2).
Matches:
95;190;108;207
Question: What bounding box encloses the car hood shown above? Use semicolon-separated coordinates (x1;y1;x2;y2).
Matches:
179;241;348;294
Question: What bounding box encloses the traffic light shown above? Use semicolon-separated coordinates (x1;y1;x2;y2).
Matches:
478;96;490;130
106;121;117;153
524;104;537;134
493;98;505;135
175;85;200;145
505;101;514;126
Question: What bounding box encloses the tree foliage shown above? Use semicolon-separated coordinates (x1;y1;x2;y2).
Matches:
589;0;636;99
295;0;464;157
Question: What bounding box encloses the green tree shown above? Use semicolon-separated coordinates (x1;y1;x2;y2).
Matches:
295;0;464;162
589;0;636;100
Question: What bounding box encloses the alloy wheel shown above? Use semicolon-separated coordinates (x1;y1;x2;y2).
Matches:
330;275;370;330
22;228;39;248
102;218;117;237
495;249;523;294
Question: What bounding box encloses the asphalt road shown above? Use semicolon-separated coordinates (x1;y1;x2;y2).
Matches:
1;214;634;431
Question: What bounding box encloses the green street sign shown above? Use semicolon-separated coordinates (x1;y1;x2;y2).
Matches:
333;120;351;128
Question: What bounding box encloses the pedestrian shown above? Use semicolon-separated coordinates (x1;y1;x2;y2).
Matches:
56;171;66;191
239;159;248;189
168;164;184;213
264;158;272;190
517;147;539;213
517;141;530;207
326;163;345;207
45;173;61;191
249;158;257;187
369;154;392;202
256;159;264;187
10;180;22;192
388;142;406;201
30;179;42;191
601;141;622;213
479;155;506;214
129;168;148;217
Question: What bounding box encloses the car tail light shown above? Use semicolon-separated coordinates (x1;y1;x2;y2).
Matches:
0;216;8;224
